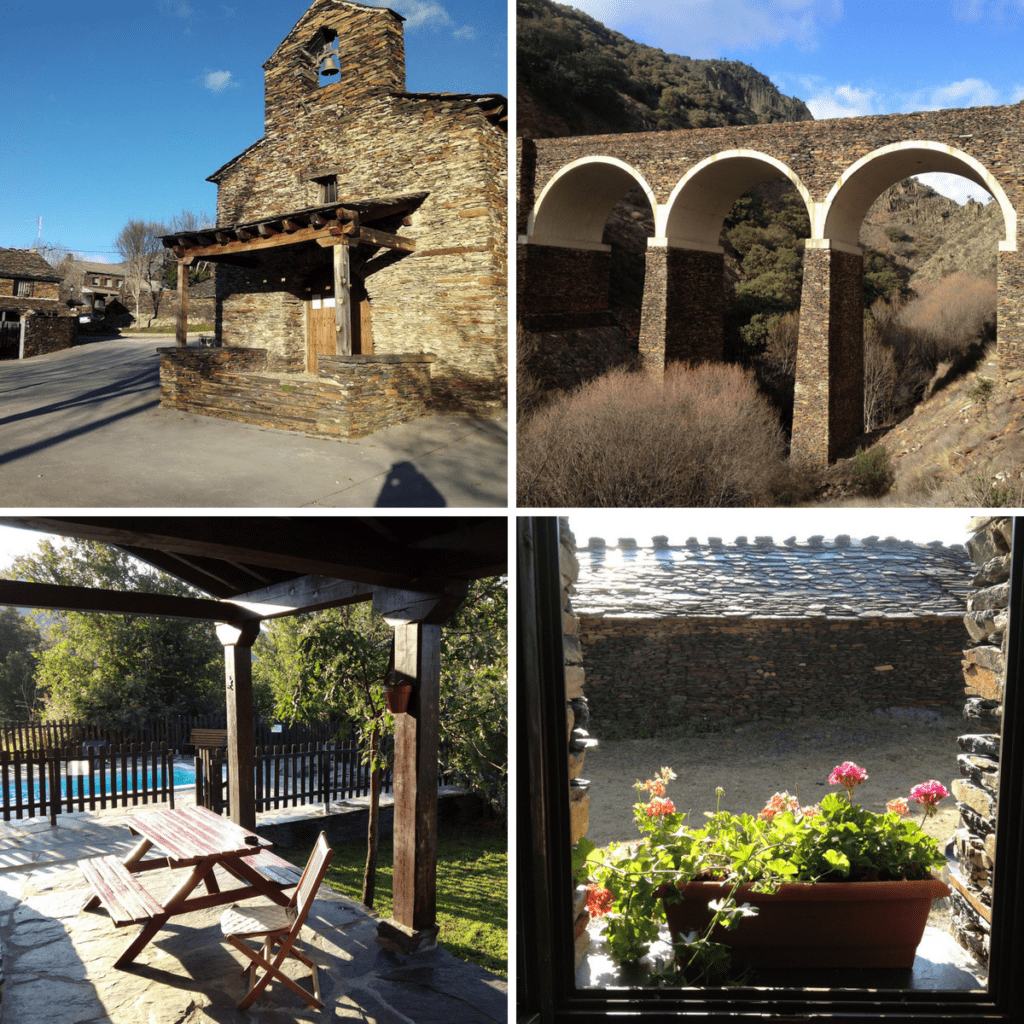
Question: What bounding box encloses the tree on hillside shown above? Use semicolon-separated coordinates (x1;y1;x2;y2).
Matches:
11;540;223;728
0;607;46;719
114;219;167;323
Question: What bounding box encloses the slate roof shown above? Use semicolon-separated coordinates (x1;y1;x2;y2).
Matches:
0;248;61;282
573;535;974;620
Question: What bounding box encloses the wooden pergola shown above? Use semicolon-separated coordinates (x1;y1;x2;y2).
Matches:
0;515;506;954
161;193;426;353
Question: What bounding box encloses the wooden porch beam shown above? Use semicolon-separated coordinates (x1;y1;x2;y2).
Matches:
179;222;340;259
316;226;416;252
227;575;375;618
0;579;259;622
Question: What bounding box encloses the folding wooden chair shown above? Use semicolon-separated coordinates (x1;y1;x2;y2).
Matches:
221;831;334;1010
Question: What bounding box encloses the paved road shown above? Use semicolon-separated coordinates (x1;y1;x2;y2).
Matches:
0;335;508;508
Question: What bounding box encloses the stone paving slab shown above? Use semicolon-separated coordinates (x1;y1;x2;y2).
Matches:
0;792;507;1023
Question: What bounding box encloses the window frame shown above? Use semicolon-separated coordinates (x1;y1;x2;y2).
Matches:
517;515;1024;1024
14;279;34;297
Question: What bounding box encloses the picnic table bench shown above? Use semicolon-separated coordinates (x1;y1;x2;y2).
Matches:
78;804;300;968
188;728;228;753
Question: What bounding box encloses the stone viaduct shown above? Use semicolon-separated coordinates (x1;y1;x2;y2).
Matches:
517;102;1023;464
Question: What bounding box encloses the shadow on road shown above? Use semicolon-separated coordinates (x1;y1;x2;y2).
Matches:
374;461;447;507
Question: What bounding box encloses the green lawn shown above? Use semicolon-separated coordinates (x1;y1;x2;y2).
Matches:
278;818;507;978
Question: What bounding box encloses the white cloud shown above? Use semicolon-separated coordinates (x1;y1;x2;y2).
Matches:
567;0;843;56
1012;85;1024;102
454;25;476;40
905;77;1000;111
806;84;878;119
159;1;195;17
203;70;237;93
390;0;454;31
914;172;994;206
951;0;1024;21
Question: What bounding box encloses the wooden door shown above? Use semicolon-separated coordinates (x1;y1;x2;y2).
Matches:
306;272;337;372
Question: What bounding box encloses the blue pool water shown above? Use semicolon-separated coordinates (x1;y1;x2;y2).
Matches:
7;763;196;804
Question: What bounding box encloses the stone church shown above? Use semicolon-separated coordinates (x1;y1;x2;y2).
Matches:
161;0;506;437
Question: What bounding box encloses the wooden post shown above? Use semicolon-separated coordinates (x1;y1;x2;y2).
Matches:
334;240;352;356
175;258;190;348
377;622;442;952
216;621;261;830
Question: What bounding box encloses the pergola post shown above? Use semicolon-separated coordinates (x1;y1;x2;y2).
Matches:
176;258;191;348
216;620;261;830
334;241;352;356
376;620;442;953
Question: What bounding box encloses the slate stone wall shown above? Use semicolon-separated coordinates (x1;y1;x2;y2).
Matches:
578;615;965;734
517;244;609;328
22;316;77;358
158;347;433;438
206;0;506;412
949;515;1012;968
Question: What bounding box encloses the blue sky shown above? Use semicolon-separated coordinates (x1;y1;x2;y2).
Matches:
565;0;1024;204
0;0;508;260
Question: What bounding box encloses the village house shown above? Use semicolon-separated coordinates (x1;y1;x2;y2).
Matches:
0;247;76;360
159;0;507;439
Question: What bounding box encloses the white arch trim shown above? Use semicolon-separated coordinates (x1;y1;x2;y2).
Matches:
823;141;1017;252
526;155;657;249
660;149;813;245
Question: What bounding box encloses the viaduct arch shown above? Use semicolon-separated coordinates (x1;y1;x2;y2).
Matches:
517;102;1023;465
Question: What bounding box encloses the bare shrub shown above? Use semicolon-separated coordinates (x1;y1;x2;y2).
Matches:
517;325;547;423
862;273;995;429
516;362;789;507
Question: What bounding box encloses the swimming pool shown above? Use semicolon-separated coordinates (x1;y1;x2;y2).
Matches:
6;762;197;804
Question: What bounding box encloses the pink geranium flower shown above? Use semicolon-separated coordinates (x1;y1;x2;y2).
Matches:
645;797;676;817
829;761;869;803
910;780;949;819
886;797;910;816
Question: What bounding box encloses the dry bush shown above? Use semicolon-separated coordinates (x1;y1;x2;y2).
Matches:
516;324;547;423
863;273;995;430
516;361;790;507
902;272;996;359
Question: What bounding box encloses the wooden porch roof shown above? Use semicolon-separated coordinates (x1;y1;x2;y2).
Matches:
160;194;427;265
0;516;506;598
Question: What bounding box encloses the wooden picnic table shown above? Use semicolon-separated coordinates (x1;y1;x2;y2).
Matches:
79;804;302;969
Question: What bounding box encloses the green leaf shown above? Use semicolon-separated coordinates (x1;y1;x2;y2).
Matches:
823;849;851;875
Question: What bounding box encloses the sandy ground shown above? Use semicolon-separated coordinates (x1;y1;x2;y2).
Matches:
582;709;963;851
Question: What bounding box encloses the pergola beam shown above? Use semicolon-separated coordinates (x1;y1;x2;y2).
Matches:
0;579;258;622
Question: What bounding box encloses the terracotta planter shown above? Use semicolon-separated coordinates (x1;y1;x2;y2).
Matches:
384;683;413;714
663;877;949;969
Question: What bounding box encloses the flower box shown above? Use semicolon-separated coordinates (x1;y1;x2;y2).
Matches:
663;876;950;969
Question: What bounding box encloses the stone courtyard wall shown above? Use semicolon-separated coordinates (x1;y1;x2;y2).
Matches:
22;316;77;358
158;347;434;438
579;615;965;734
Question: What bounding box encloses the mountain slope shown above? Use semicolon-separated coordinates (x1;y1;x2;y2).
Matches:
517;0;812;138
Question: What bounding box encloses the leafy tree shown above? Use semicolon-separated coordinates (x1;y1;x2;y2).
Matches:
0;607;46;719
11;540;224;729
252;577;508;905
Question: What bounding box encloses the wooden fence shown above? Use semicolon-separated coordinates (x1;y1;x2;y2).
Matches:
0;716;344;755
196;738;394;817
0;742;176;827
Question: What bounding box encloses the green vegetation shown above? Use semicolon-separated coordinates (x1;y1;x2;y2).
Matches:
11;540;223;727
851;445;895;497
278;819;508;978
0;607;45;719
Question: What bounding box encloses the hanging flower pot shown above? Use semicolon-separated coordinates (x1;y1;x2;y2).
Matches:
384;682;413;714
